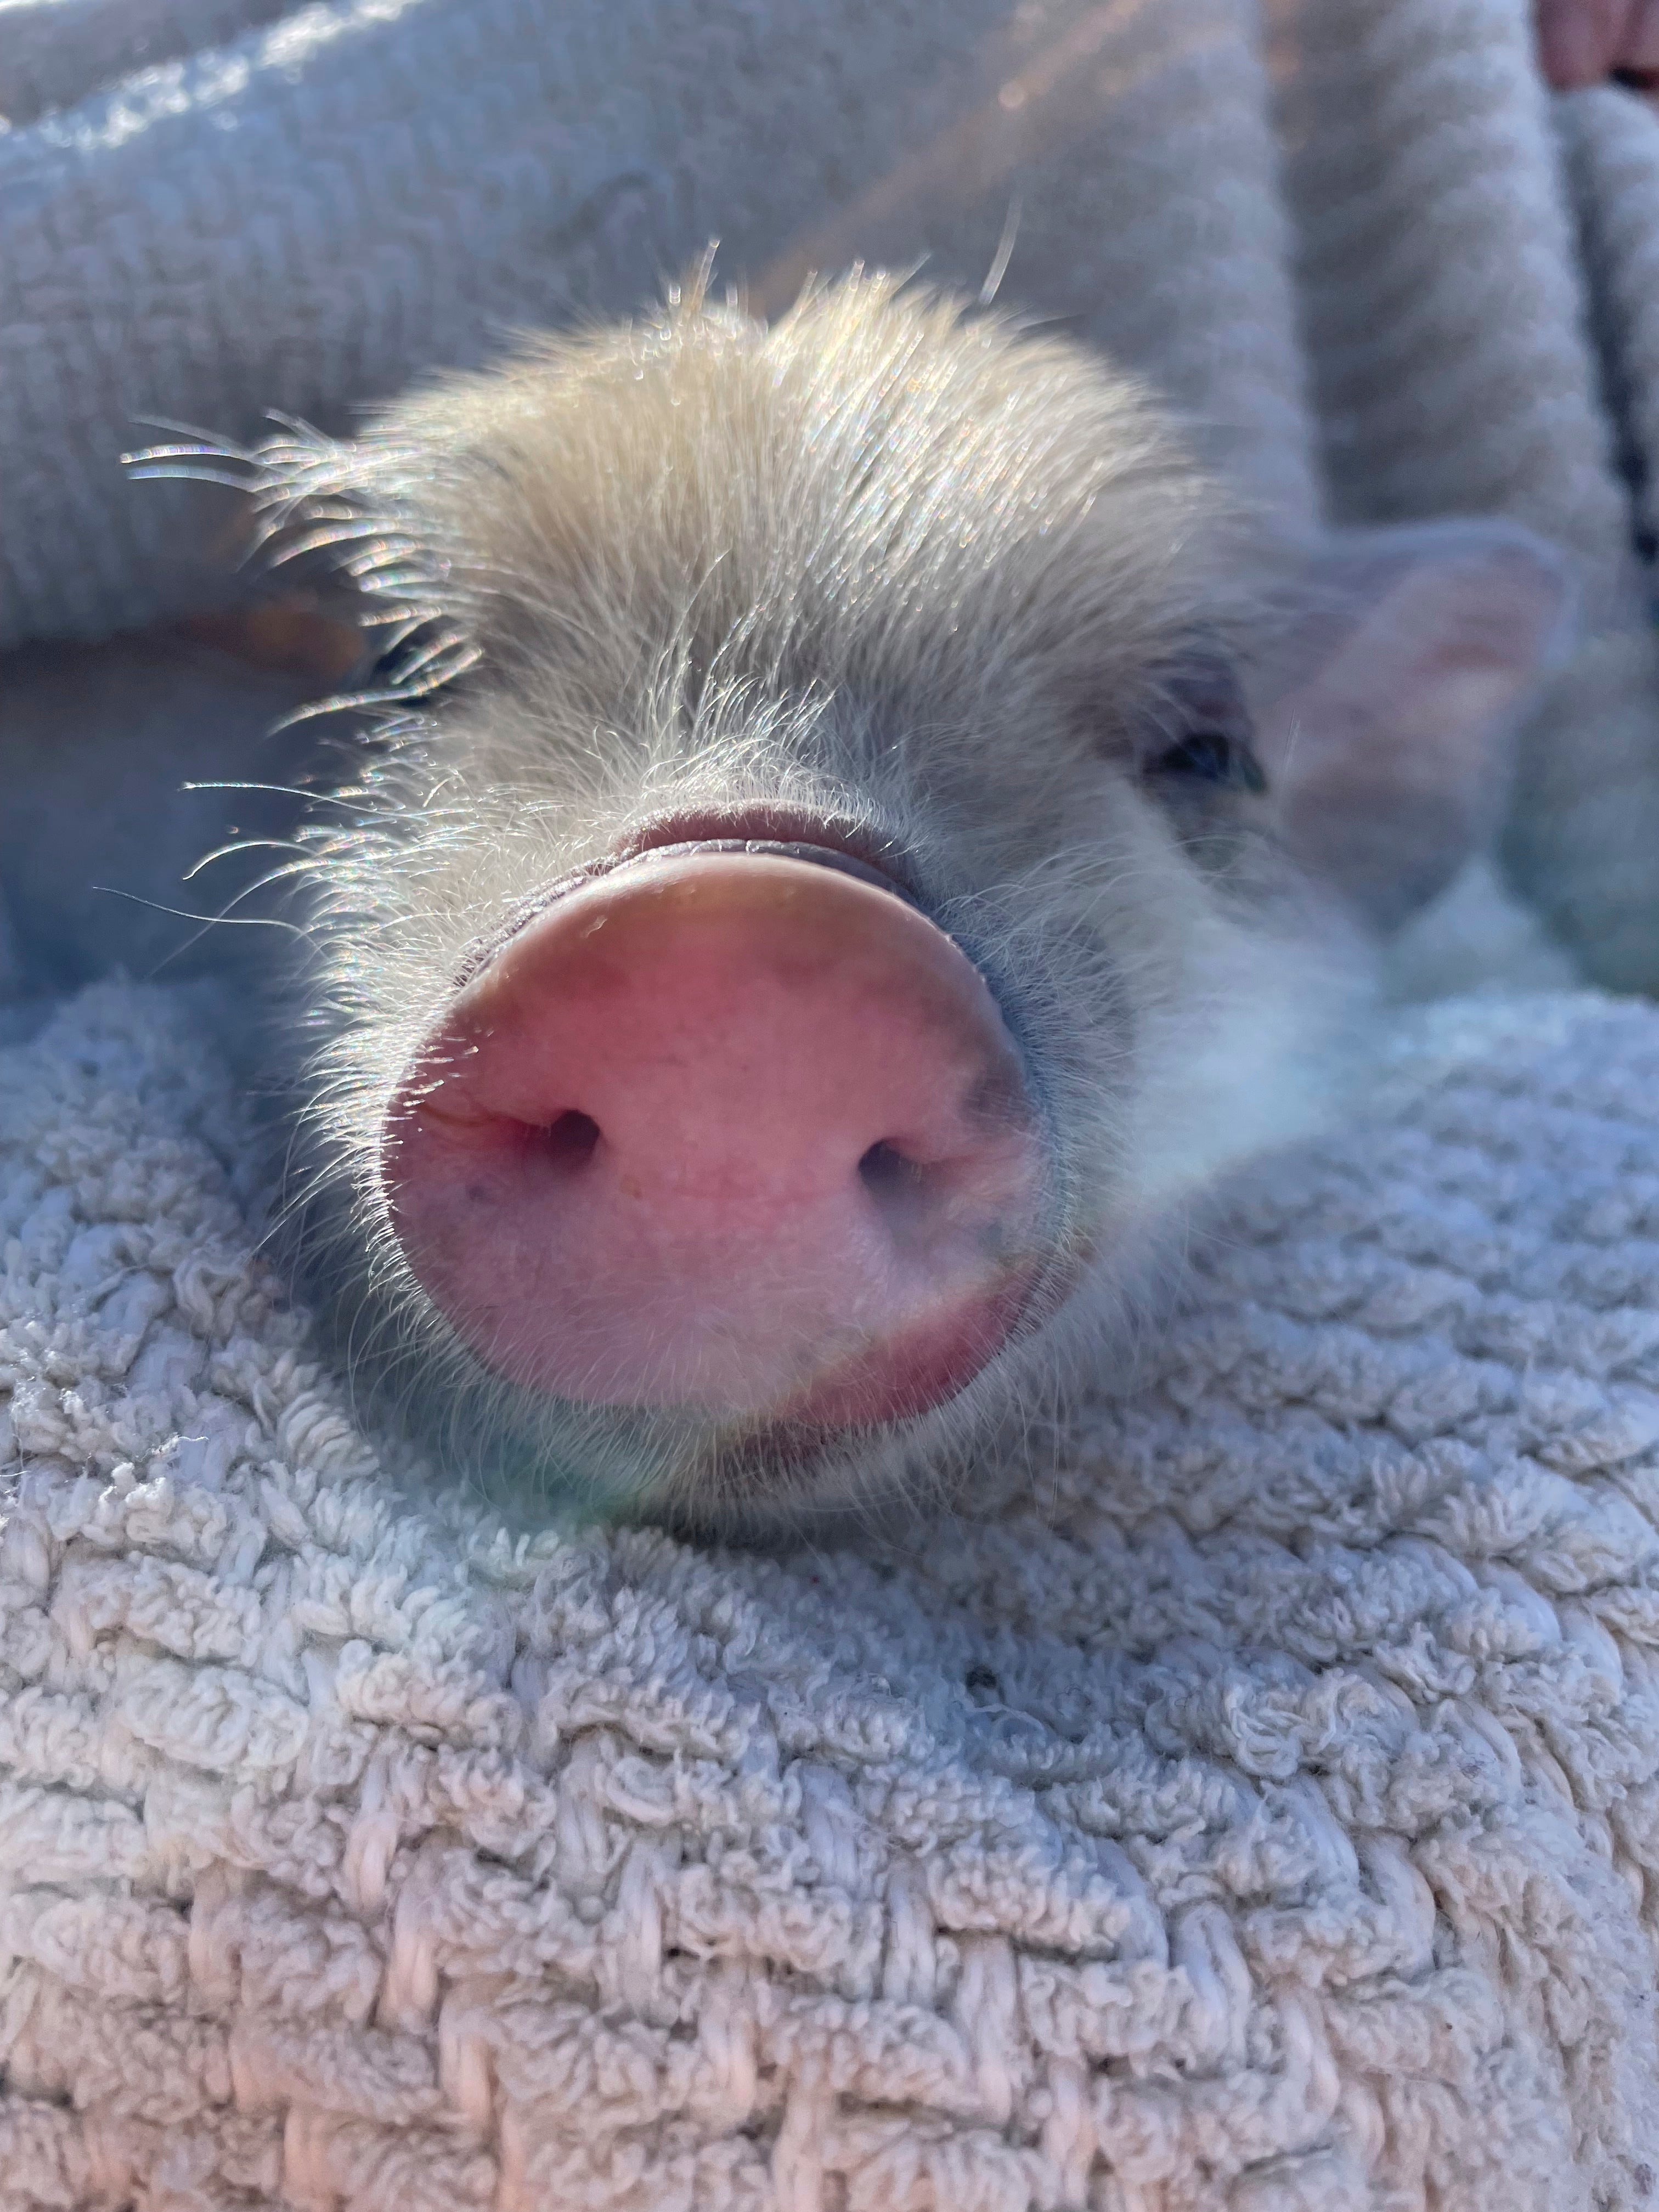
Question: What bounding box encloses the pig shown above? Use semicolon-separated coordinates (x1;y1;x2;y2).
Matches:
180;268;1570;1534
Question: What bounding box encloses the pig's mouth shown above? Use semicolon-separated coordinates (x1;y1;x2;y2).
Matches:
387;809;1060;1449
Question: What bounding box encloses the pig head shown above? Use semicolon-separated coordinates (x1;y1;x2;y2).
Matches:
214;272;1569;1529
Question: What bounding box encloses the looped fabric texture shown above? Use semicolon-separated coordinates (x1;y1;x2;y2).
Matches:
6;983;1659;2207
6;2;1659;2207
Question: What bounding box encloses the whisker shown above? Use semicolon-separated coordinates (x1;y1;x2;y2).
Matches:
89;885;308;936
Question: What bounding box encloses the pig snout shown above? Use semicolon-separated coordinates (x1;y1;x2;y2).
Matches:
381;842;1049;1429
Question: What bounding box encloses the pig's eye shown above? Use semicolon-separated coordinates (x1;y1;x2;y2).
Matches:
1141;656;1267;797
1152;729;1268;793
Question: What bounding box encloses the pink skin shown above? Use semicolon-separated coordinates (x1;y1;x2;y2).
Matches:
382;849;1049;1429
1535;0;1659;87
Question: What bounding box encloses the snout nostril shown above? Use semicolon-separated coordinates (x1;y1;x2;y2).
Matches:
858;1139;941;1246
858;1139;921;1199
541;1109;602;1167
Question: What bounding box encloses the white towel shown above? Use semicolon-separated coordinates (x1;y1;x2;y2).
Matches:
4;978;1659;2207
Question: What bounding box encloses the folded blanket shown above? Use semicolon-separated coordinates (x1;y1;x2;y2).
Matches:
5;978;1659;2209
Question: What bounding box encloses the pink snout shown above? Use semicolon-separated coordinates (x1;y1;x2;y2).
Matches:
382;850;1048;1428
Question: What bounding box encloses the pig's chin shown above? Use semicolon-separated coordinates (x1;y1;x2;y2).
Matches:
380;829;1057;1469
463;1260;1042;1435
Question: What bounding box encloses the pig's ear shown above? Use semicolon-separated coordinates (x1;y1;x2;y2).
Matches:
1256;521;1575;933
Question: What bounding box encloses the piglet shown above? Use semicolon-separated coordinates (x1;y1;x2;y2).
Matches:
201;271;1568;1531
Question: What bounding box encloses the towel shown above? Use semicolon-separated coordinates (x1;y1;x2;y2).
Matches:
5;979;1659;2208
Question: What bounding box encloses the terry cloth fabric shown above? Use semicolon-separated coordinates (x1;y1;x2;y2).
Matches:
5;979;1659;2208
